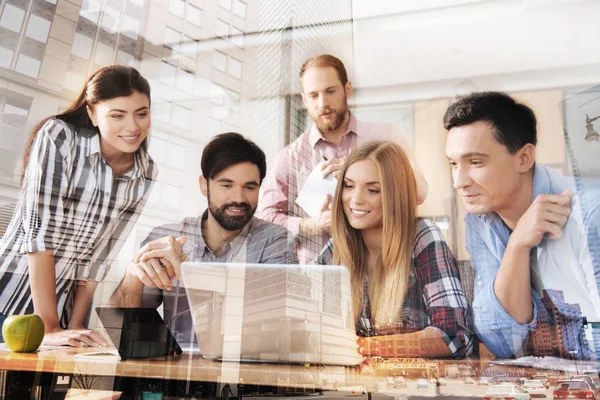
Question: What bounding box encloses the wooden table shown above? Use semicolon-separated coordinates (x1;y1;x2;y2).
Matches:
0;347;364;399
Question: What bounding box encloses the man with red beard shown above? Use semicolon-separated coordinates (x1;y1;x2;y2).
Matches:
110;133;297;346
259;54;428;264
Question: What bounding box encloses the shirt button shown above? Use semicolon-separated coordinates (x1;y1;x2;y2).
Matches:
87;243;94;249
64;289;69;294
477;281;482;286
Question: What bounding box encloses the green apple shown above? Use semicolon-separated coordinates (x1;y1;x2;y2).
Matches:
2;314;45;353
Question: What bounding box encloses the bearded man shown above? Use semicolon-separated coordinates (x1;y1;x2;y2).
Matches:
109;132;297;346
259;54;428;263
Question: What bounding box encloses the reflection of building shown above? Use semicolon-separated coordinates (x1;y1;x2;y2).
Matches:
188;264;360;367
527;289;591;360
0;0;260;280
377;334;421;358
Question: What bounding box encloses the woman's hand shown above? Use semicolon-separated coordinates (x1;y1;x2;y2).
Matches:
42;327;109;348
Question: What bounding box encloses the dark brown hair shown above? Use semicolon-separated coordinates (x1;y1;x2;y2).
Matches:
443;91;537;154
21;65;151;181
299;54;349;88
201;132;267;184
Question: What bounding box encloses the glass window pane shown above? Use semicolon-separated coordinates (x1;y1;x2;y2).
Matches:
80;0;102;23
176;69;194;92
2;104;28;128
101;6;121;33
181;37;197;59
159;62;176;86
148;137;167;164
0;47;14;69
216;20;229;38
231;27;244;47
122;15;140;40
234;0;246;18
94;42;114;65
153;102;171;124
0;4;25;33
163;184;181;209
116;50;134;66
218;0;231;10
187;6;202;26
63;71;85;92
165;27;180;50
169;0;184;17
25;15;51;43
72;33;93;59
15;54;41;77
171;104;190;129
213;51;226;71
166;143;186;169
228;57;242;79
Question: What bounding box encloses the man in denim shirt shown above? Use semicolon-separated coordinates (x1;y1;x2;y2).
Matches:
444;92;600;358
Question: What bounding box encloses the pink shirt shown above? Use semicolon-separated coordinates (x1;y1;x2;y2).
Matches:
258;112;425;264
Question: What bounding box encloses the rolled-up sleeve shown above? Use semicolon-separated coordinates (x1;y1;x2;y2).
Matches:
415;232;474;358
466;220;538;358
259;148;302;237
19;120;71;254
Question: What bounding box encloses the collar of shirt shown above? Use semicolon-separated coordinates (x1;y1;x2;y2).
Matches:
307;111;360;149
185;210;254;259
83;126;150;181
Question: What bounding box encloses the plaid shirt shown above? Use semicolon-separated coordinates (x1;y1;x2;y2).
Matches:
318;218;474;358
0;119;156;326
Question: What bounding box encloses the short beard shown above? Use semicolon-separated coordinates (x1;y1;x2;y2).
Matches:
207;186;256;231
313;101;348;134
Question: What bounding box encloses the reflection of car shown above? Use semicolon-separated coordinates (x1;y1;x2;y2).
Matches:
464;376;474;384
571;375;598;392
531;375;550;389
553;380;599;400
416;379;428;389
477;377;491;386
483;384;531;400
393;376;407;389
522;380;547;398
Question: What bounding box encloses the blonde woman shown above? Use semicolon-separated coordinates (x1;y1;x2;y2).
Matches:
318;141;473;358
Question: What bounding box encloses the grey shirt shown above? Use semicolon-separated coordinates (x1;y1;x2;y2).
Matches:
140;211;297;345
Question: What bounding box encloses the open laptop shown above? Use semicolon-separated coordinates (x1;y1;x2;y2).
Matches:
87;307;183;360
180;262;361;366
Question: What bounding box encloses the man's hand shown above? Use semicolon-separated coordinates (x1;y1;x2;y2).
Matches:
132;236;187;280
321;158;346;179
126;259;174;291
511;190;572;249
43;327;109;348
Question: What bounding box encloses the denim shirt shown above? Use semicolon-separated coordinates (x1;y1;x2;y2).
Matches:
465;164;600;358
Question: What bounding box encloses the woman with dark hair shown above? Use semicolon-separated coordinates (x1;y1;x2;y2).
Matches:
0;65;156;347
319;141;473;358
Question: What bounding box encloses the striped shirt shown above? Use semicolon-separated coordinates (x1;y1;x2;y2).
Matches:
0;118;156;326
318;218;474;358
258;112;425;264
140;212;298;345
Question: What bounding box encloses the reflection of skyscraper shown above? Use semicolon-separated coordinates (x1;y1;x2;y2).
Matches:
563;89;600;357
528;289;591;360
376;334;421;358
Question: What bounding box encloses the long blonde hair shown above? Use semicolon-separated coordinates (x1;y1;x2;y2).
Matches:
332;141;417;326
